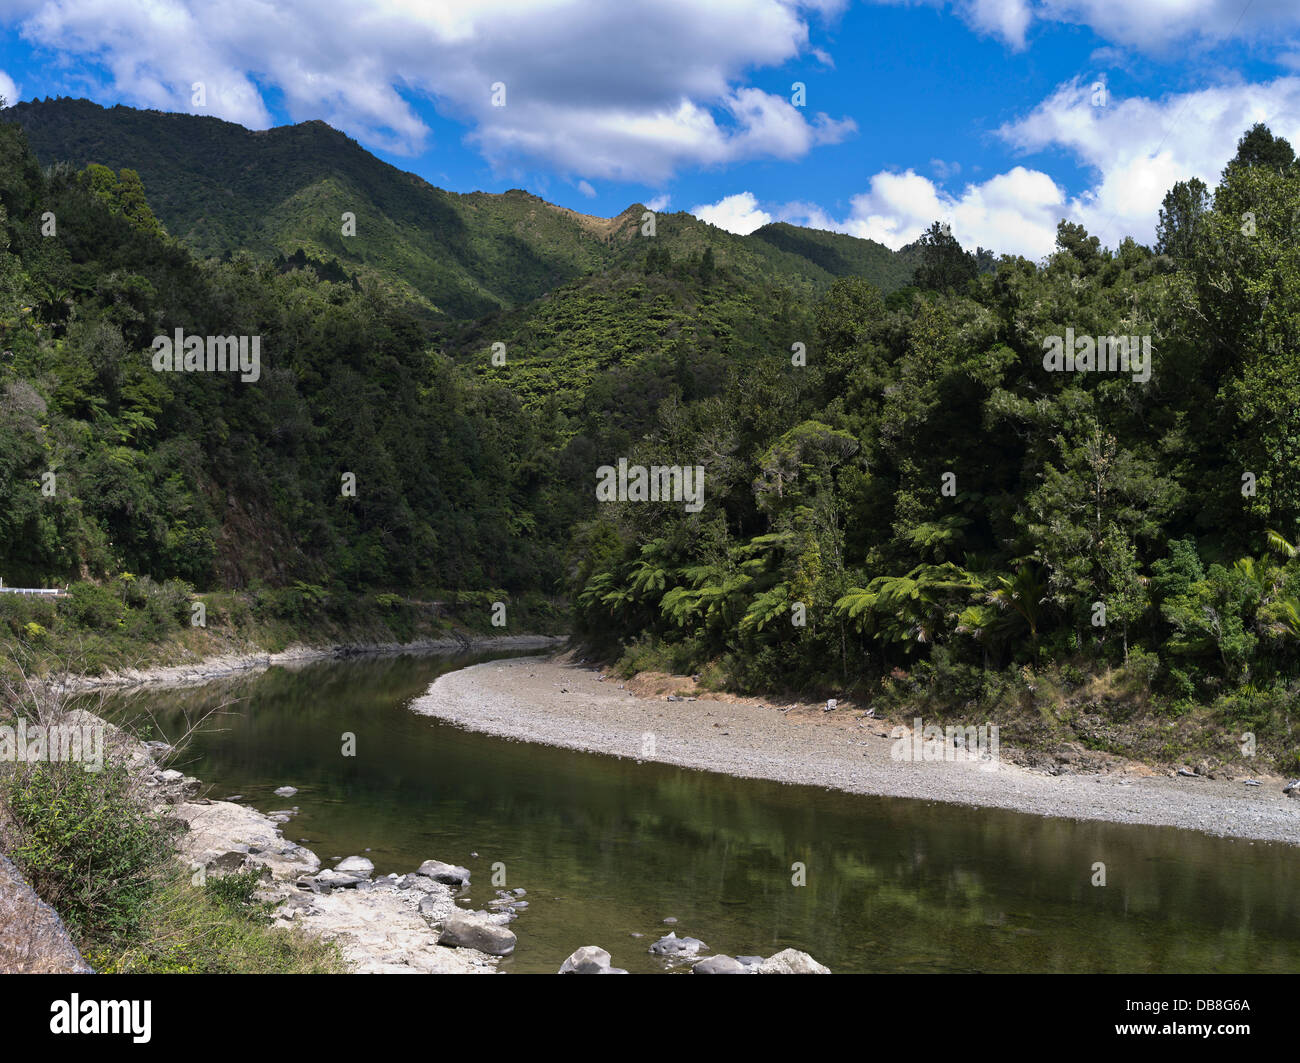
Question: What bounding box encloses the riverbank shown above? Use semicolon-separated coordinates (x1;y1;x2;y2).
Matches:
170;796;508;973
411;653;1300;846
60;634;568;691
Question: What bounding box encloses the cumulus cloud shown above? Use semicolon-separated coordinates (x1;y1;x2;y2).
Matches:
645;193;672;212
962;0;1033;49
1000;75;1300;246
1036;0;1300;52
9;0;855;176
690;191;774;234
787;74;1300;260
0;69;20;106
872;0;1300;51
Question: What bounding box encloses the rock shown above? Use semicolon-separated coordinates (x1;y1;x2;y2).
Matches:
312;869;367;892
335;856;375;877
692;955;749;974
825;699;837;712
662;916;678;924
437;912;517;956
512;887;526;897
418;894;442;917
0;854;94;973
736;955;764;966
274;786;298;796
1243;779;1262;787
756;948;831;974
1285;779;1300;796
418;859;471;887
649;931;707;958
512;900;529;910
159;769;185;783
206;849;252;873
1176;768;1198;778
397;873;439;892
558;946;627;974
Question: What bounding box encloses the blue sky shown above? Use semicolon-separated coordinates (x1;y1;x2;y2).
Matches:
2;0;1299;258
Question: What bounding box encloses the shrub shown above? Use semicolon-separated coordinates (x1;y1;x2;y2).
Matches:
61;581;124;631
0;759;168;942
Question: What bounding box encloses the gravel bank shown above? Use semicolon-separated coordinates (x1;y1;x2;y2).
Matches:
61;635;567;692
411;654;1300;846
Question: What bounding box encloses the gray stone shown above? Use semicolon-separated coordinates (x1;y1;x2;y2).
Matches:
649;931;707;957
397;873;438;892
312;868;367;892
558;945;628;974
335;856;375;877
418;859;471;887
437;912;517;956
274;786;298;796
692;955;749;974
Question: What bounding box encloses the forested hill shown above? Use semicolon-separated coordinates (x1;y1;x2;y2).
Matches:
4;97;919;319
3;96;1300;765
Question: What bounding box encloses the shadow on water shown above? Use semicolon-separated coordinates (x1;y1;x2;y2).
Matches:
93;652;1300;974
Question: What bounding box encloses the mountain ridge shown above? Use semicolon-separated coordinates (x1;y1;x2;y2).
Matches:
3;97;920;319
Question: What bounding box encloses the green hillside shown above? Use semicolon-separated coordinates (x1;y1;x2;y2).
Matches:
5;98;918;318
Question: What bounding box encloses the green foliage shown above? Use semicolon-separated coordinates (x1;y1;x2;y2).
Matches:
1;760;168;941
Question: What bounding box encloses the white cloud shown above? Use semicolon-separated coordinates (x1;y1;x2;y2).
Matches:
690;191;773;234
806;74;1300;259
0;69;19;106
1000;75;1300;246
962;0;1033;49
1037;0;1300;52
10;0;855;176
577;179;596;198
930;157;961;180
826;165;1064;257
645;193;672;212
870;0;1300;51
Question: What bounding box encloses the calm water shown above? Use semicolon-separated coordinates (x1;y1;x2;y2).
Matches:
97;653;1300;974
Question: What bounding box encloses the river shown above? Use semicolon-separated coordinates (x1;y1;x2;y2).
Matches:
97;651;1300;974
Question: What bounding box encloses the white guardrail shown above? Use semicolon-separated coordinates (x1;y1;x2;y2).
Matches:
0;585;67;596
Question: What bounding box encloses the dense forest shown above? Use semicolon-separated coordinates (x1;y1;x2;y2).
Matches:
1;100;1298;764
567;124;1300;765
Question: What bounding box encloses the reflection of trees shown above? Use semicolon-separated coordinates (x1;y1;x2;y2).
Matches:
89;657;1300;974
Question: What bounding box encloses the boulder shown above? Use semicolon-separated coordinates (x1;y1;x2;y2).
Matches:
418;859;471;887
692;954;750;974
274;786;298;797
312;868;367;892
648;931;707;958
558;946;628;974
398;873;439;892
437;912;516;956
756;948;831;974
334;856;375;877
